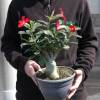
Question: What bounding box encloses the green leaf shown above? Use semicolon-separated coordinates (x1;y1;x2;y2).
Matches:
63;45;70;50
73;34;82;38
25;30;32;35
76;27;81;31
36;30;44;35
18;31;26;35
48;14;62;22
34;51;40;55
57;25;70;32
69;32;82;38
24;23;30;29
67;21;75;26
31;22;42;32
50;9;55;17
30;20;34;28
43;30;54;37
21;43;30;46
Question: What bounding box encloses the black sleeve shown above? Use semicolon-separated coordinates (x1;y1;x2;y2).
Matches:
1;1;28;72
73;0;98;81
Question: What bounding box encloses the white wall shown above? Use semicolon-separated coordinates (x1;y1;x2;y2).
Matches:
0;0;17;100
88;0;100;14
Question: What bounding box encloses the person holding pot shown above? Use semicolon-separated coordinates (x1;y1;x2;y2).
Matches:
1;0;98;100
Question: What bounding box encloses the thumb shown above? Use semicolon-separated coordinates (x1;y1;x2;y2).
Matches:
25;64;36;77
29;65;36;76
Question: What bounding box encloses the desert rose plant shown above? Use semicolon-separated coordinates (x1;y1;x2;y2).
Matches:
18;9;81;79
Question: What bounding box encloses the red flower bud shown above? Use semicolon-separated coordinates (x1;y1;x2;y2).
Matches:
69;25;76;32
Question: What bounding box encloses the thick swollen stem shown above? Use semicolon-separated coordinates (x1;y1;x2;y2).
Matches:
45;59;59;79
42;51;59;79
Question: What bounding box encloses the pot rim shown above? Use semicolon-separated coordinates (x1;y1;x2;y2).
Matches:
36;67;75;83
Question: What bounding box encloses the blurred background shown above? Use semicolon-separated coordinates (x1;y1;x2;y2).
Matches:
0;0;100;100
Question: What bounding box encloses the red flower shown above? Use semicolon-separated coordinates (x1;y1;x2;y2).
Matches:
56;20;60;30
18;16;30;28
69;25;76;32
60;8;66;24
25;18;30;23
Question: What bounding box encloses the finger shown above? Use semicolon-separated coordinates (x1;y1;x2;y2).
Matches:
25;64;36;77
68;88;77;99
26;60;41;71
70;78;80;91
28;65;35;76
29;65;36;76
70;70;82;91
26;65;38;85
67;70;83;99
31;61;41;71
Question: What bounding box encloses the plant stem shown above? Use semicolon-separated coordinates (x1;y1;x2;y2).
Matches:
46;60;59;79
43;52;59;79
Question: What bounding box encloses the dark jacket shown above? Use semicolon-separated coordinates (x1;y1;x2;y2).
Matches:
1;0;98;99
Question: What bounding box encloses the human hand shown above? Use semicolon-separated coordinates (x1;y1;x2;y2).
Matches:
24;60;41;78
67;69;83;99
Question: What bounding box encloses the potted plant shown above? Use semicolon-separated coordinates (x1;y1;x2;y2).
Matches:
18;8;81;100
